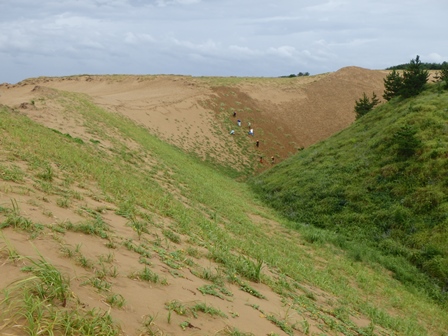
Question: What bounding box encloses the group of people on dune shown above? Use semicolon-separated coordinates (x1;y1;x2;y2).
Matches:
229;110;275;165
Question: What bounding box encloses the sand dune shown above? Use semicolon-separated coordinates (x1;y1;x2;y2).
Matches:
1;67;387;171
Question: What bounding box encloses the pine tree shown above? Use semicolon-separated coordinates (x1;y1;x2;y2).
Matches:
393;124;421;158
371;91;380;106
354;92;380;119
383;69;403;101
438;61;448;89
400;55;429;98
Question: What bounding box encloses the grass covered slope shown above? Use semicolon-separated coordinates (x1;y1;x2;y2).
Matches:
251;84;448;295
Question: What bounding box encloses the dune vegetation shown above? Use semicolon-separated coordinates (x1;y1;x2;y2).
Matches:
0;71;447;335
251;82;448;305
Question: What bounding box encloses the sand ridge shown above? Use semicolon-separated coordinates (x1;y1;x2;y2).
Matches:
0;67;388;172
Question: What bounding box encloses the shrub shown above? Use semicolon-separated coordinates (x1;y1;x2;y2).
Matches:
383;69;404;101
392;124;421;159
437;61;448;89
383;56;429;100
400;55;429;98
422;256;448;289
354;92;380;119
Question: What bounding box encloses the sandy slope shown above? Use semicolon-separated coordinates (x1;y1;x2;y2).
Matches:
0;67;394;335
0;67;387;171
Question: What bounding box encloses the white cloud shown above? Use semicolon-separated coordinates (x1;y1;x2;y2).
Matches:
228;45;262;57
171;38;220;54
176;0;201;4
306;0;348;12
251;15;303;23
268;46;297;59
125;32;156;44
426;53;445;63
155;0;201;7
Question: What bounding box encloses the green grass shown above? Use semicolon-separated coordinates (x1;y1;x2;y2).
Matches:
59;216;111;239
191;302;227;318
0;163;25;182
0;250;121;335
251;85;448;303
129;266;167;285
0;233;20;261
197;284;225;299
83;277;112;292
0;199;44;236
165;299;227;319
127;218;149;239
122;239;152;258
20;252;70;306
162;228;181;244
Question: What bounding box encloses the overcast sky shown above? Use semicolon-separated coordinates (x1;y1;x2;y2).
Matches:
1;0;447;83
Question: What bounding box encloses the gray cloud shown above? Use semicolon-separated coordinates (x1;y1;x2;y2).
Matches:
1;0;447;83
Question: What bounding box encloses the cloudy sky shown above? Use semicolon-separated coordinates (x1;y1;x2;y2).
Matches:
1;0;447;83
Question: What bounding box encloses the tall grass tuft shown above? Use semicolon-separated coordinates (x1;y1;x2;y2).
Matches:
20;252;70;307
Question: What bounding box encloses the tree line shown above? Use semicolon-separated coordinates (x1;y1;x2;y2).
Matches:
387;62;446;70
354;56;448;119
279;72;310;78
